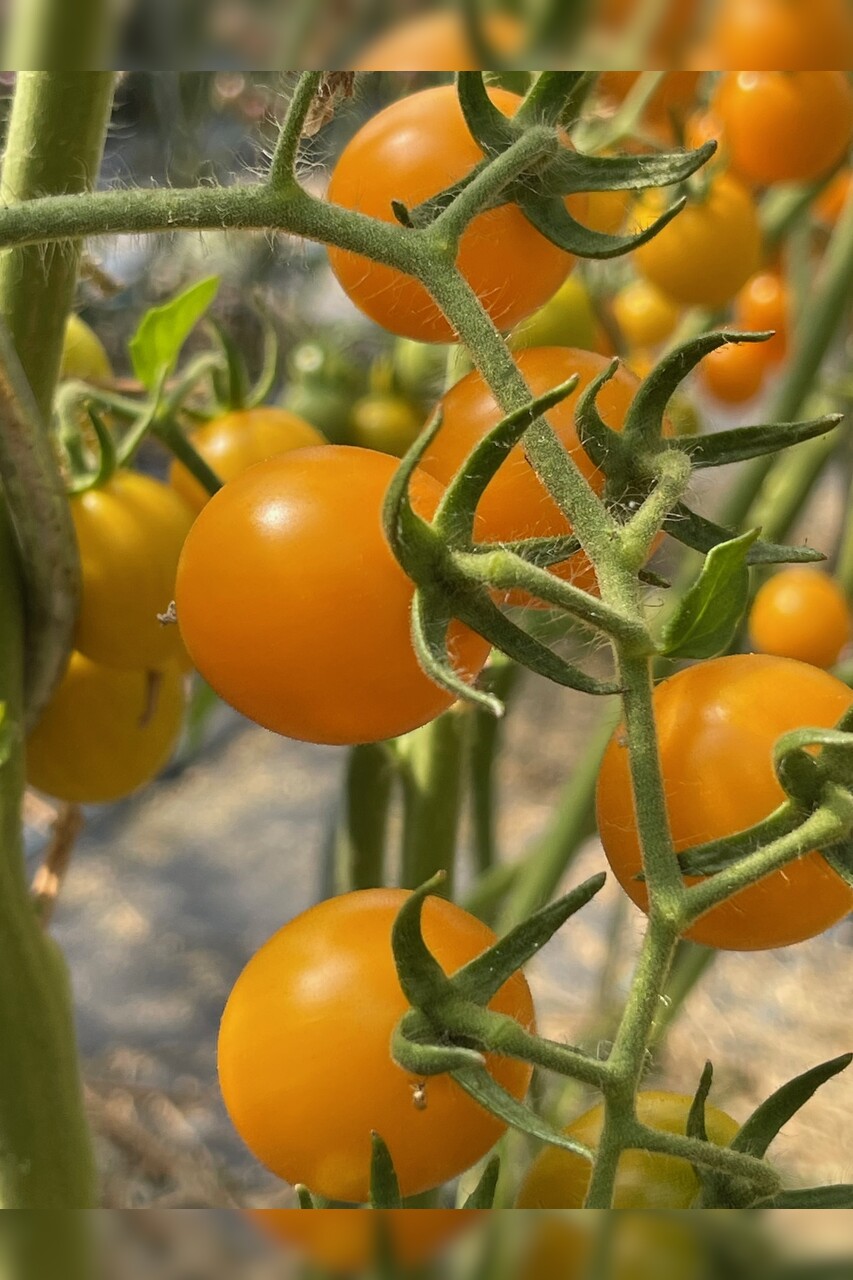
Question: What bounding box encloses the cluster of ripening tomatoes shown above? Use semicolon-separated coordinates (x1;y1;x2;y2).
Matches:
25;58;853;1216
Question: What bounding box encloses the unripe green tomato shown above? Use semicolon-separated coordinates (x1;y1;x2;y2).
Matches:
60;314;113;383
509;277;598;353
393;337;450;402
350;391;424;457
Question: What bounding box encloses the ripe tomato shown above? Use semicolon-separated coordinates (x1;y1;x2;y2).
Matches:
175;446;490;745
714;72;853;189
584;187;633;237
26;652;185;804
168;407;325;512
733;272;789;366
60;314;112;384
352;10;523;70
698;340;766;405
706;0;853;70
349;391;424;457
71;470;195;672
218;888;536;1203
518;1211;704;1280
815;170;851;227
633;175;761;309
510;277;598;354
612;279;681;350
749;570;851;670
598;72;702;138
247;1209;484;1271
326;86;582;343
516;1091;740;1209
420;348;647;601
596;654;853;950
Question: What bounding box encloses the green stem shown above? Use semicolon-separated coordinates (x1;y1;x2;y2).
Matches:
399;711;467;896
268;72;325;189
468;657;519;875
336;743;395;891
648;940;716;1052
154;420;223;498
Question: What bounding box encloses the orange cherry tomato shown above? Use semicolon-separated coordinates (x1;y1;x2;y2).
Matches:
612;279;681;350
596;654;853;950
327;86;583;343
169;406;325;512
598;72;702;138
706;0;853;70
26;652;185;805
714;72;853;189
175;446;490;745
749;569;851;670
815;170;852;227
516;1091;740;1208
352;10;523;70
633;175;761;309
218;889;536;1202
699;340;767;404
247;1209;484;1272
734;272;789;366
419;347;648;601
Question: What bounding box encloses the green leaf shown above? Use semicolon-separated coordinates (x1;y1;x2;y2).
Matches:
369;1132;402;1209
679;414;842;470
759;1185;853;1208
732;1054;853;1159
129;276;220;391
462;1156;501;1208
661;529;758;659
663;503;825;565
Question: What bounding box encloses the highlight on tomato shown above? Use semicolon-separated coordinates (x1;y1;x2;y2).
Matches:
26;653;185;805
749;569;851;670
516;1091;740;1209
247;1209;485;1272
217;888;536;1203
175;446;491;745
326;85;584;343
596;654;853;951
705;0;853;71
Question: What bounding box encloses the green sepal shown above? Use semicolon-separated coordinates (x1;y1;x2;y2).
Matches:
518;191;687;259
686;1061;714;1143
391;874;456;1012
732;1053;853;1160
821;841;853;890
758;1185;853;1208
129;275;219;392
663;502;825;565
774;726;853;799
686;1062;742;1208
392;1010;486;1077
457;72;518;155
368;1133;402;1209
573;359;629;476
545;142;717;197
295;1185;317;1208
462;1156;501;1208
411;590;503;716
678;414;842;470
66;407;118;495
495;533;582;568
676;805;801;877
515;72;592;126
452;873;606;1005
660;529;758;660
452;1063;593;1157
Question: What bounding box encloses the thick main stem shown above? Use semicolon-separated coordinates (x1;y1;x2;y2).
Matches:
400;712;467;896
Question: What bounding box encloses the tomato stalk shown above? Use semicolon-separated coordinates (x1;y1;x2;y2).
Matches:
336;741;394;891
399;711;468;897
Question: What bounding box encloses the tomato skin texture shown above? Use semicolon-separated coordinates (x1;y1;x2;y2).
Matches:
169;407;325;512
516;1092;740;1209
71;471;195;672
26;653;185;804
699;340;766;404
749;570;851;670
175;446;490;746
612;279;681;350
349;391;423;457
420;348;644;599
248;1209;483;1271
327;87;579;343
715;72;853;189
597;654;853;951
60;314;112;383
218;889;536;1203
634;176;761;309
707;0;853;70
352;10;522;69
734;272;788;366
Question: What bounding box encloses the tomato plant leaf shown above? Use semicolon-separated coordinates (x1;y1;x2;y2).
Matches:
663;503;825;565
368;1132;402;1209
452;1063;594;1158
129;276;220;392
661;529;758;659
679;414;842;470
462;1155;500;1208
732;1053;853;1159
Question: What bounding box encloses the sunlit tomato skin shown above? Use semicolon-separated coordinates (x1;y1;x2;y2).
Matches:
247;1209;484;1272
420;348;645;601
352;10;523;70
175;447;490;746
699;340;766;404
734;273;789;366
168;407;325;512
714;72;853;189
327;87;581;343
706;0;853;70
633;176;761;309
612;279;681;350
71;471;195;672
218;889;536;1203
349;391;424;457
749;570;851;670
516;1092;740;1209
596;655;853;951
26;652;185;805
510;277;598;354
60;314;113;384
